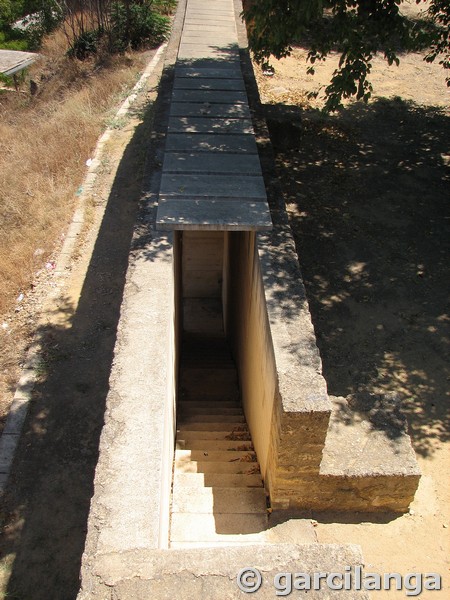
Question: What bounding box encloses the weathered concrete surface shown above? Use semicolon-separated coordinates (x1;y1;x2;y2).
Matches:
170;101;251;117
155;0;271;231
160;173;266;198
78;544;370;599
82;231;175;555
0;49;38;76
168;115;254;133
163;152;260;173
157;198;272;230
164;132;257;152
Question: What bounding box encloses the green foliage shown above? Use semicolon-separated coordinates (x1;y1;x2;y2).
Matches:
110;1;170;51
62;0;172;60
0;28;28;49
242;0;450;110
67;28;100;59
0;0;13;29
425;0;449;86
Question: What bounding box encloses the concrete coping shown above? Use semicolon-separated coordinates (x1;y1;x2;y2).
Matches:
0;49;39;76
78;543;369;599
155;0;272;231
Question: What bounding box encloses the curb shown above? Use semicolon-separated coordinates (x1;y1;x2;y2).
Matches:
0;43;168;495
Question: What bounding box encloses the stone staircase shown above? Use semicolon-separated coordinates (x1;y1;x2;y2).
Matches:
170;322;270;547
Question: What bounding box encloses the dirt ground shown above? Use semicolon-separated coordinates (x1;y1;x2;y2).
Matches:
254;15;449;599
0;51;163;599
0;5;449;600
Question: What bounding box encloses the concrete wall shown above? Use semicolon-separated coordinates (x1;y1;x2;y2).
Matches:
222;229;331;509
182;231;224;299
223;231;278;477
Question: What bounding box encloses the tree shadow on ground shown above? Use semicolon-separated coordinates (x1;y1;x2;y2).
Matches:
0;92;171;600
268;97;449;459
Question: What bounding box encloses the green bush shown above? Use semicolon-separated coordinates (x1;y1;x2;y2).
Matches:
0;28;29;50
67;29;100;60
110;1;170;52
24;3;63;50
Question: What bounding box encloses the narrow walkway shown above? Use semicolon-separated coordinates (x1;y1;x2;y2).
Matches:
162;0;273;546
170;299;268;547
156;0;272;231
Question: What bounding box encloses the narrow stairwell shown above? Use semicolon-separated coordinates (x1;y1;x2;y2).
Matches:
170;299;269;547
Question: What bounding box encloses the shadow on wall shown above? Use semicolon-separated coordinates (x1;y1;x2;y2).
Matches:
267;96;449;459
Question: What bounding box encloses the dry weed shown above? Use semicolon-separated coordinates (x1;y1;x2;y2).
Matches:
0;25;147;428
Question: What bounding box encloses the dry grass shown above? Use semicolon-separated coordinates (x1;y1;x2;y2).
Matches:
0;29;145;316
0;25;147;427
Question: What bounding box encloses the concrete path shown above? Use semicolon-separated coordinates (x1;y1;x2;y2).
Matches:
156;0;272;231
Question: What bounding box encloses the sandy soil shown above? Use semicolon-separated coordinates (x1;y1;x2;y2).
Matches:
254;5;449;597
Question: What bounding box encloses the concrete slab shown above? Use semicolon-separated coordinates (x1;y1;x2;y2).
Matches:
165;132;257;153
177;431;251;442
185;13;235;20
0;49;39;76
160;173;266;199
183;26;237;35
170;101;251;118
168;116;254;134
321;396;421;477
178;45;240;61
173;77;245;91
163;152;261;173
176;58;241;69
78;544;369;599
175;66;242;78
181;35;238;46
172;88;247;103
156;198;272;230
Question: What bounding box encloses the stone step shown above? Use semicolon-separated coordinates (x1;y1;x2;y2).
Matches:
177;430;251;441
178;405;243;416
179;387;240;406
179;414;246;424
176;439;254;451
169;541;268;548
181;366;238;385
170;521;318;547
170;513;268;544
174;472;263;488
178;400;241;409
180;388;240;401
178;421;247;432
175;449;257;463
175;458;260;475
172;486;267;514
180;389;240;402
